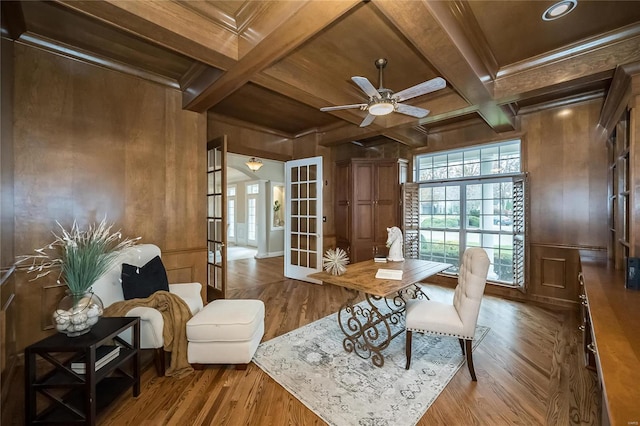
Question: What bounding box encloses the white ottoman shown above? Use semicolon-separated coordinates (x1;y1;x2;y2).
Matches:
186;299;265;369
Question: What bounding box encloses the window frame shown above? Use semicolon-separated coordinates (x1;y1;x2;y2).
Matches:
414;140;525;288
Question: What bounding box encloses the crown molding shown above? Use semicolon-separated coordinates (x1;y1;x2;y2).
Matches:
598;62;640;138
497;23;640;79
518;90;605;115
18;32;180;89
208;111;294;140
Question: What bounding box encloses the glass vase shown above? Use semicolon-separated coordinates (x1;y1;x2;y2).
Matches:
52;290;104;337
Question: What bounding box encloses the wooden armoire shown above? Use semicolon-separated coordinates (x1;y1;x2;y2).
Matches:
335;158;408;263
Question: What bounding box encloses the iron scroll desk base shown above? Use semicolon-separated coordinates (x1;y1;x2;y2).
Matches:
308;258;452;368
337;284;429;367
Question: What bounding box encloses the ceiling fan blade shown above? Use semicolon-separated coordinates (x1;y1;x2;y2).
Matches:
394;77;446;102
352;76;381;99
395;103;430;118
359;114;376;127
320;103;367;112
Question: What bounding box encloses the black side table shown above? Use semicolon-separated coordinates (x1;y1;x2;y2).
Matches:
25;317;140;425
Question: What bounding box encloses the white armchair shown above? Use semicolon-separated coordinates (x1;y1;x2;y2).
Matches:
92;244;203;375
405;247;490;381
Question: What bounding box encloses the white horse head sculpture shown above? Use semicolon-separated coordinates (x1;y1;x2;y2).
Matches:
386;226;404;262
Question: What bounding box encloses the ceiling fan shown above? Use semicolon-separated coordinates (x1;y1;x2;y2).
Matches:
320;58;446;127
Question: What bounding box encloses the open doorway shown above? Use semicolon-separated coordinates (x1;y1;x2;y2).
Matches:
226;153;285;260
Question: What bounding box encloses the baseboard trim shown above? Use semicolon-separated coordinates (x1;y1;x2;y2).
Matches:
256;251;284;259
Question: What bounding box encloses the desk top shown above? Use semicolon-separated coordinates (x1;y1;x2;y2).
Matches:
308;259;452;297
579;252;640;425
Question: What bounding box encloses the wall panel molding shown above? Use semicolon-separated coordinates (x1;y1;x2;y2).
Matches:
541;257;566;289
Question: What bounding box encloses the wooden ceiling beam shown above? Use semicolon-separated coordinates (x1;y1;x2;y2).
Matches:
183;0;361;113
372;0;515;133
251;73;368;127
1;1;26;40
55;0;238;69
492;31;640;102
382;128;428;147
236;1;309;59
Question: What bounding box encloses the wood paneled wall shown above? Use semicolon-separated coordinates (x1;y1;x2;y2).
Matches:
522;100;608;304
521;100;608;249
12;44;207;351
1;38;18;422
1;38;15;269
207;113;293;159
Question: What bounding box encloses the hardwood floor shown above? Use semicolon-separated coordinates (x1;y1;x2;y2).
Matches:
8;256;601;425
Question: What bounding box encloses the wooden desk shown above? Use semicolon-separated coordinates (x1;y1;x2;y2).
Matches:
309;259;451;367
579;252;640;425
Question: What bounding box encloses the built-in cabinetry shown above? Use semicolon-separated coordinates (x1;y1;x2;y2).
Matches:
579;251;640;425
607;109;632;269
335;158;408;263
577;270;597;371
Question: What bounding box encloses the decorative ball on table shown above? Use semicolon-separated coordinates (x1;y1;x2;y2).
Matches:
323;248;349;276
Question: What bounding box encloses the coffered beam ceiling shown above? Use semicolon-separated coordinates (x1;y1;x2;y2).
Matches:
52;0;640;146
184;1;361;112
373;0;515;133
58;0;237;69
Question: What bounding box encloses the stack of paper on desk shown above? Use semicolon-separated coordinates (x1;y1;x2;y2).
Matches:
375;269;403;280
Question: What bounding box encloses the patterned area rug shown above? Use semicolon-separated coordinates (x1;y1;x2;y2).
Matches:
254;310;489;426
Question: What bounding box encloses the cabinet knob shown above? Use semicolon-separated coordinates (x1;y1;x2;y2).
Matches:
578;325;585;331
587;343;597;354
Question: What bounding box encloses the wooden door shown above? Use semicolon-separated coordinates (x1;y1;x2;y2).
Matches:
334;161;351;254
374;160;400;246
206;136;227;301
351;161;375;262
284;156;323;284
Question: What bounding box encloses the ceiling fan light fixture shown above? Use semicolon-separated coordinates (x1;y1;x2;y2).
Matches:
542;0;577;21
368;102;395;116
246;157;263;171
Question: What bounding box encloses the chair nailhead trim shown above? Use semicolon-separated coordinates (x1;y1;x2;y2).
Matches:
406;328;474;340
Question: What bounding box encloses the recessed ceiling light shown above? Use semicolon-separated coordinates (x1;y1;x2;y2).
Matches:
542;0;577;21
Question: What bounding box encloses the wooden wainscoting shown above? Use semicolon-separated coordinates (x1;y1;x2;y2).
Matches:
529;244;604;307
1;266;18;424
162;247;207;303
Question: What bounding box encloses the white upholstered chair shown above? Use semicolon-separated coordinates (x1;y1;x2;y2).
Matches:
405;247;490;381
92;244;203;375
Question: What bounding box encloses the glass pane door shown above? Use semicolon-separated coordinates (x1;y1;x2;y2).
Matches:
285;156;323;283
207;136;227;301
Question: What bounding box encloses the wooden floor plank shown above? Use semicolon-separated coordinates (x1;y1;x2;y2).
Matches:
6;256;601;425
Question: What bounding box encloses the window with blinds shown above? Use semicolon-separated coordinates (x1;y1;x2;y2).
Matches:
413;140;527;288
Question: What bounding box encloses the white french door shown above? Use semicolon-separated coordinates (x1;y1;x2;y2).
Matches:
285;156;323;284
206;136;227;301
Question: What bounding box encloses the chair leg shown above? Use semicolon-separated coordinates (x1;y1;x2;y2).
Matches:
458;338;465;355
154;348;166;377
465;339;477;381
405;330;413;370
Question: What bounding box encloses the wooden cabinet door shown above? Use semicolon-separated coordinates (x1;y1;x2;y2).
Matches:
335;162;351;252
352;161;375;262
374;161;400;245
